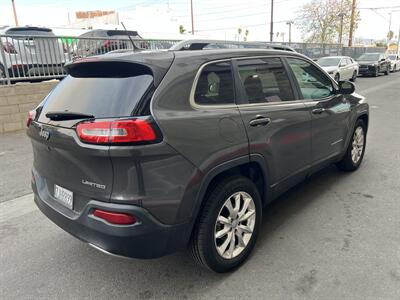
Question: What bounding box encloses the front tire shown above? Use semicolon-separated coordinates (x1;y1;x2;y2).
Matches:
336;119;366;171
190;176;262;273
350;70;357;82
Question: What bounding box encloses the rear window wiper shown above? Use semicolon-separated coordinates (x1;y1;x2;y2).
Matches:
45;111;95;121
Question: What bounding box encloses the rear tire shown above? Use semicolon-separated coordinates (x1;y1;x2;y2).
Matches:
336;119;366;172
0;65;6;85
190;176;262;273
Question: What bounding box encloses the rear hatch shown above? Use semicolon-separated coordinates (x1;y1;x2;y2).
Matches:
27;55;173;211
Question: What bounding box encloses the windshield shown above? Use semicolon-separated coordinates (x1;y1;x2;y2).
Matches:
38;74;153;123
388;55;397;60
357;53;380;61
317;57;341;67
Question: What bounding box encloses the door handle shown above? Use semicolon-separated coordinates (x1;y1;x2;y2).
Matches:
312;108;325;114
249;116;271;127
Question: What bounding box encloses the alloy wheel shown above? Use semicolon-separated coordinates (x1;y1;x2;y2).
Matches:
214;191;256;259
351;126;364;164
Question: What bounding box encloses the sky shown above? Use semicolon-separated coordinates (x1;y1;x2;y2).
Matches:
0;0;399;42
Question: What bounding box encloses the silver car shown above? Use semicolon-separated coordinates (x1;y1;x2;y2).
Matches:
317;56;359;82
388;54;400;72
0;26;66;81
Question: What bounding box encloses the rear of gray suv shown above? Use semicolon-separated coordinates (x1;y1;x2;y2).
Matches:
27;49;369;272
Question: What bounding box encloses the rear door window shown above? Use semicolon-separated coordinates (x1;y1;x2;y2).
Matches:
194;61;235;105
38;66;153;123
237;57;295;103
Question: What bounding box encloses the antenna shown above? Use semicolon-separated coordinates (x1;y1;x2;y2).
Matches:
121;22;138;51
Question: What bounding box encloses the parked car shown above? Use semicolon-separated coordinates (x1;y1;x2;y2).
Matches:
317;56;359;82
356;53;390;76
387;54;400;72
74;29;144;57
27;47;369;273
0;26;66;81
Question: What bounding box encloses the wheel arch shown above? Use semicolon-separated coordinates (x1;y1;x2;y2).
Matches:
187;156;270;240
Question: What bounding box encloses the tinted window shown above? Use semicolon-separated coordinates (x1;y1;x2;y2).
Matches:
237;58;294;103
194;61;234;105
287;58;334;100
6;27;54;36
38;74;153;122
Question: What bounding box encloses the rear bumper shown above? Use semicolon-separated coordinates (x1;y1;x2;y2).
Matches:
32;183;190;259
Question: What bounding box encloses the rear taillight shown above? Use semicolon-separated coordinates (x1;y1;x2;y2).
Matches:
3;41;17;54
26;110;36;127
76;119;157;145
92;209;136;225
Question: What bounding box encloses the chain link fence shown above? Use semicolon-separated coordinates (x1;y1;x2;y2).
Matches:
0;34;386;85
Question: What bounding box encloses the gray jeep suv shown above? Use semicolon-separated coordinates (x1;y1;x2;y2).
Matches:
27;49;369;273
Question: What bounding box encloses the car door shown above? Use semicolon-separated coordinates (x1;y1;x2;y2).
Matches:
339;58;349;79
234;57;312;190
286;57;352;165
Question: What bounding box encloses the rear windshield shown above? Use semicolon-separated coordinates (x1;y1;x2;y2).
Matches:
38;74;153;123
6;27;54;36
317;57;341;66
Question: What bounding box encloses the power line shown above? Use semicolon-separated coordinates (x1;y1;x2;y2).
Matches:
196;19;292;32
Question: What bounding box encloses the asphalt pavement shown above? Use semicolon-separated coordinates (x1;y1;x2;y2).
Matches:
1;73;400;299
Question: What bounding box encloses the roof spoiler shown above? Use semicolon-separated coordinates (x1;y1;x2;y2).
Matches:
170;39;296;52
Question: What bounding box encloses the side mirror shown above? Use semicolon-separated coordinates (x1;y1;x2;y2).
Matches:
380;58;385;62
338;81;355;95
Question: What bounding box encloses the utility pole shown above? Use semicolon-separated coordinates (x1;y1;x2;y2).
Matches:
338;13;345;45
388;12;392;43
270;0;274;42
190;0;194;35
286;20;293;43
397;25;400;54
348;0;356;46
11;0;19;26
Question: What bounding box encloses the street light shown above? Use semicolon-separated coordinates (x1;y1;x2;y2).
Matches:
286;20;294;43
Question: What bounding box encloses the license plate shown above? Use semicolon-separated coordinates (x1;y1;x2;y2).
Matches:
54;184;73;209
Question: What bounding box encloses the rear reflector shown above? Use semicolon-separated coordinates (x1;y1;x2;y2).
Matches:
92;209;136;225
76;119;157;145
26;110;36;127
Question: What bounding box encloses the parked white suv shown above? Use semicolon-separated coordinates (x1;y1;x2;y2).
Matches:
317;56;359;82
388;54;400;72
0;26;66;82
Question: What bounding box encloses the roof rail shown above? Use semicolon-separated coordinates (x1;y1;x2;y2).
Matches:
169;39;296;52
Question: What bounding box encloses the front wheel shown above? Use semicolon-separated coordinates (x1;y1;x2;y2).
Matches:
350;70;357;82
384;66;390;75
190;176;262;273
336;119;366;171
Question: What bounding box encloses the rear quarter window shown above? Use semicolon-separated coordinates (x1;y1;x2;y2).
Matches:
194;61;235;105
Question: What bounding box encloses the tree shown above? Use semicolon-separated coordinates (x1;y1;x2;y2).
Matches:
244;29;249;41
297;0;360;44
387;30;394;41
179;25;186;34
